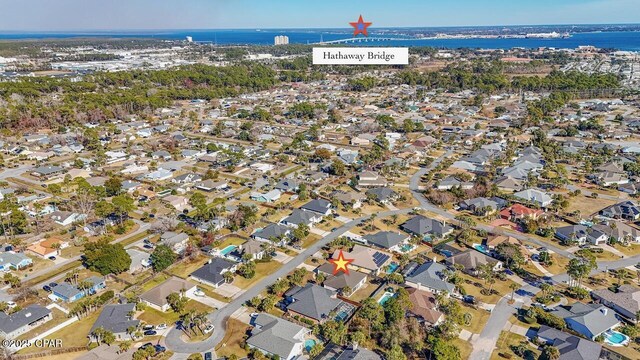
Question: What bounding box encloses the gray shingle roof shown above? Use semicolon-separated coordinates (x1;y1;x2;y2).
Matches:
90;303;140;335
363;231;408;249
537;325;602;360
286;283;342;321
190;258;236;286
405;262;456;293
247;313;308;359
401;215;453;237
0;305;51;336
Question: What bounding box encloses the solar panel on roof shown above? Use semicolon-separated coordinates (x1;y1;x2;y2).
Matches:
372;252;390;267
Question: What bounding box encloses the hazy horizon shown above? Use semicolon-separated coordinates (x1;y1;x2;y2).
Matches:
1;0;640;31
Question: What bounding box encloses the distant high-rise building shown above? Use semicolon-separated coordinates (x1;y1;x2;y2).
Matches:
274;35;289;46
186;36;193;43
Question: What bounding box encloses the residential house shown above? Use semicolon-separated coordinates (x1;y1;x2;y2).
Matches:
285;283;345;323
0;305;52;339
160;232;190;254
555;225;608;246
406;287;445;327
250;189;282;203
550;303;620;340
52;276;106;303
316;263;368;295
162;195;189;212
591;285;640;322
513;188;553;208
172;173;203;185
239;240;266;261
331;245;392;276
189;258;237;288
275;179;299;193
437;176;474;190
126;248;151;274
331;191;365;209
31;165;64;179
363;231;411;253
246;313;310;360
499;204;544;222
357;171;388;188
252;224;291;246
0;252;33;272
459;197;499;215
140;277;197;312
404;261;456;295
600;201;640;221
334;346;383;360
89;304;140;341
300;199;332;216
536;325;602;360
401;215;454;241
365;187;399;204
49;211;85;226
494;176;525;192
592;221;640;244
444;250;502;276
280;209;322;228
27;237;68;259
196;180;229;192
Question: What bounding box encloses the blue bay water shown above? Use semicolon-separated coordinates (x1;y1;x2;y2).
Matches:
0;29;639;51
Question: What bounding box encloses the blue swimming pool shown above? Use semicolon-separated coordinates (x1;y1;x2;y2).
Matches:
400;244;414;253
386;262;400;274
604;331;629;346
219;245;237;256
304;339;316;352
378;291;396;305
473;244;489;254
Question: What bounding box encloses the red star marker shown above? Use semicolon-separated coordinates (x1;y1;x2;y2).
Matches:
350;15;372;37
329;249;355;275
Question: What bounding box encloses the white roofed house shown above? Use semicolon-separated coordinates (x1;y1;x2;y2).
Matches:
513;188;553;208
160;232;190;254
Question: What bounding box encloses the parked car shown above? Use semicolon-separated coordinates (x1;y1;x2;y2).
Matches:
43;285;52;292
154;345;166;353
193;288;205;297
6;301;16;309
462;295;476;304
155;323;167;330
49;282;58;288
48;256;56;261
503;269;514;276
143;325;154;331
203;324;214;334
204;352;212;360
144;330;157;336
140;343;153;350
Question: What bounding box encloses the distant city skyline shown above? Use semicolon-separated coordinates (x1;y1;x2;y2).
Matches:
1;0;639;31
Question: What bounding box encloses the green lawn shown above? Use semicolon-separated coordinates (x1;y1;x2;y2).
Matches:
232;261;283;289
167;255;209;279
18;311;99;354
138;300;213;326
17;308;68;340
215;318;250;358
139;273;171;292
490;331;540;360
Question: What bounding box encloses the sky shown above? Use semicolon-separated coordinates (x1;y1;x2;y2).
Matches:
0;0;639;31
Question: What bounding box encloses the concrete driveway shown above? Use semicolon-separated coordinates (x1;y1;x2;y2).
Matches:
186;293;226;310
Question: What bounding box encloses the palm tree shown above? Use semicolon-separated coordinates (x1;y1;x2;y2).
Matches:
119;340;132;354
542;345;560;360
509;283;519;301
223;271;234;284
